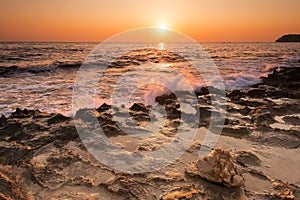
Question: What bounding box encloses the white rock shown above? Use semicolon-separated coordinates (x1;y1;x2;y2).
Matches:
196;148;244;188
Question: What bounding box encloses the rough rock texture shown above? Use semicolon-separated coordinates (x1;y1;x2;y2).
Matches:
0;66;299;199
160;185;205;200
269;179;300;200
196;148;244;188
0;166;31;200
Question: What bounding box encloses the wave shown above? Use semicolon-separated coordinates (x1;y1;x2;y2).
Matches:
281;55;300;63
224;73;261;90
0;61;82;76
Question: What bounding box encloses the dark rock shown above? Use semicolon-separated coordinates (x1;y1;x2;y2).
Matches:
11;108;42;119
0;122;22;137
96;103;111;113
283;116;300;125
227;90;245;100
51;125;78;142
47;113;70;125
23;122;47;133
0;166;30;200
0;142;32;165
9;131;32;141
245;88;266;98
262;67;300;98
155;92;177;105
0;66;18;76
0;115;7;127
129;103;149;113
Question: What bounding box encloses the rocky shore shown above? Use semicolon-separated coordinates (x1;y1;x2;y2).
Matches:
0;66;299;199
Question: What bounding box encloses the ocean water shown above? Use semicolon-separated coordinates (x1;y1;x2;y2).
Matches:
0;42;299;116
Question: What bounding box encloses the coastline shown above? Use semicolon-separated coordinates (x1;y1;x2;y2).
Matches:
0;65;299;199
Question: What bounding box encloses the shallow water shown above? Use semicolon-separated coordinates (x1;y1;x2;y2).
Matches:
0;42;299;116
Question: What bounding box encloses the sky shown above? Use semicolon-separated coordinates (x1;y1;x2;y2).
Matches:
0;0;299;42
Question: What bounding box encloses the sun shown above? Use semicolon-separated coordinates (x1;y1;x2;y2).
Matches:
159;24;167;30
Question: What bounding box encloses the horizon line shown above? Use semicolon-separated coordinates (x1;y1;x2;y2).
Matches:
0;40;278;43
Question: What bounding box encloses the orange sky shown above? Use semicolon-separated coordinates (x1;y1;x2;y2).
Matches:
0;0;299;42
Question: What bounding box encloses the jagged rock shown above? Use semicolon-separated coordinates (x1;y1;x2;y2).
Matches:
1;47;300;199
262;67;300;97
129;103;149;113
129;103;151;123
47;113;70;125
96;103;111;112
11;108;42;119
196;148;244;188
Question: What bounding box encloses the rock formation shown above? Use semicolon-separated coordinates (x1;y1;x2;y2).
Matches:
0;66;299;199
196;148;244;188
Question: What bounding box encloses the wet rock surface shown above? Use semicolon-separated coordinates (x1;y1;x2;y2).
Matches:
0;66;299;199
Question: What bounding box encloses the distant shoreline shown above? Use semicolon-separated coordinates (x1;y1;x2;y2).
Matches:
276;34;300;42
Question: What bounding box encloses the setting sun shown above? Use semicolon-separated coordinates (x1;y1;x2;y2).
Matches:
159;24;168;30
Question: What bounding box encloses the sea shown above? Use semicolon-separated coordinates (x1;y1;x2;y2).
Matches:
0;42;299;117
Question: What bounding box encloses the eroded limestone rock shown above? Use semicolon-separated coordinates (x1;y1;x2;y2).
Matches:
196;148;244;188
